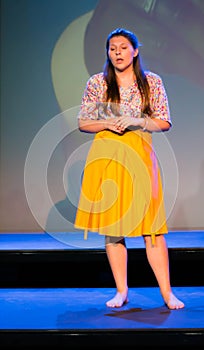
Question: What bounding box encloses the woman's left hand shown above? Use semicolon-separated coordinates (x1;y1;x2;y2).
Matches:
114;116;143;131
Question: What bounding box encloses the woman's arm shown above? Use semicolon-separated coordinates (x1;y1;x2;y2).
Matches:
78;117;124;134
78;118;107;133
142;117;171;132
113;115;171;133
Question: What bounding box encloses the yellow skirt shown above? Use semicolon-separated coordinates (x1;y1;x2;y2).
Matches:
74;129;168;242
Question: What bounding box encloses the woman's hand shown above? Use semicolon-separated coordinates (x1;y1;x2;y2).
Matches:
105;118;124;134
113;116;144;132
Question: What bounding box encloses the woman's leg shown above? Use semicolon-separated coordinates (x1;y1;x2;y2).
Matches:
144;234;185;309
105;236;128;307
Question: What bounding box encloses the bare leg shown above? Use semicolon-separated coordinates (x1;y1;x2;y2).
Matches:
105;238;128;307
144;234;185;309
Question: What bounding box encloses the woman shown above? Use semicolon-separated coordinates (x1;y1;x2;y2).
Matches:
74;28;184;310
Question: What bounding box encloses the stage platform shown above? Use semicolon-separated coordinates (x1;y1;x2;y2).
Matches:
0;230;203;347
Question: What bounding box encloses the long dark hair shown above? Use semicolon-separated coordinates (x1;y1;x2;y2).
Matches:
103;28;152;116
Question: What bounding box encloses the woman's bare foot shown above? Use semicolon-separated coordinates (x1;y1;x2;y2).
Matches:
164;292;185;310
106;291;128;308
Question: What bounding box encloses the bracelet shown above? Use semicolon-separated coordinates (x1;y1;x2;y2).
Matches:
142;118;148;131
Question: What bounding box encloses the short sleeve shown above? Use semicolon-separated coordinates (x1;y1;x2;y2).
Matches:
148;73;172;126
78;73;106;120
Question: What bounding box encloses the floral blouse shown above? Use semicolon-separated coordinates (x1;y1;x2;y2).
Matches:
78;71;172;125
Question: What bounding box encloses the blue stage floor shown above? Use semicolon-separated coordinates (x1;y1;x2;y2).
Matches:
0;230;203;250
0;231;203;346
1;286;204;330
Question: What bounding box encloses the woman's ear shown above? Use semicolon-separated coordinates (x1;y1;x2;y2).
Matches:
134;48;139;57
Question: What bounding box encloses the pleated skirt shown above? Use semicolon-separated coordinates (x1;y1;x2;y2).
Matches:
74;129;168;242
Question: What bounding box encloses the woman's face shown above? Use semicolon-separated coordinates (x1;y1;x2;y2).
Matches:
108;35;138;72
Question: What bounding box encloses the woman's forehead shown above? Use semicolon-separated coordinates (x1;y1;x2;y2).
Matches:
109;36;130;45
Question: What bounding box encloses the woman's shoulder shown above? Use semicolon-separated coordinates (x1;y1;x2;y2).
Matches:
145;70;164;86
87;72;106;86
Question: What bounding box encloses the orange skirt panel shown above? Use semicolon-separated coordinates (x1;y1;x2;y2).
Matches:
74;130;168;241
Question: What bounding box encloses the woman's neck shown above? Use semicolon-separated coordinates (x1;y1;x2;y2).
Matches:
115;70;136;88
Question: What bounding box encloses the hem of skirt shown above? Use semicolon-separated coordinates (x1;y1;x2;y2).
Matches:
142;232;168;245
74;225;168;244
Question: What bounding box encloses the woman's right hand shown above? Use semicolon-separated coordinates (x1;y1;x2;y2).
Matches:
106;118;124;134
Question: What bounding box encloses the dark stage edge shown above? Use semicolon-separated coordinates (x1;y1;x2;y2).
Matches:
0;231;203;288
1;329;204;347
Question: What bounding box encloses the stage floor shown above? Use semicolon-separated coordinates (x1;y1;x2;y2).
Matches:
0;230;203;346
1;286;204;330
0;286;204;347
0;230;204;250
